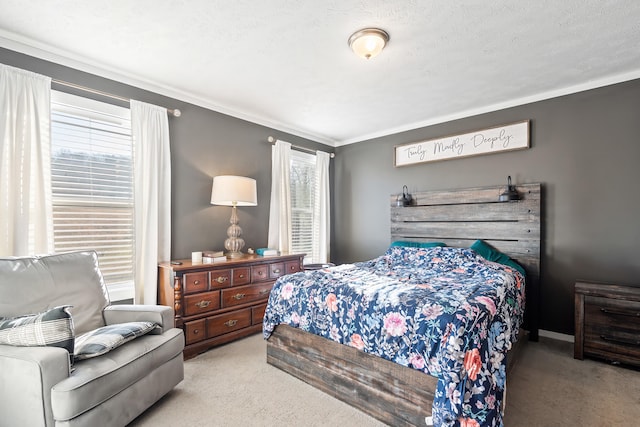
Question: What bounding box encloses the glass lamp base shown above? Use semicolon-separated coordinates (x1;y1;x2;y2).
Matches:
224;205;245;258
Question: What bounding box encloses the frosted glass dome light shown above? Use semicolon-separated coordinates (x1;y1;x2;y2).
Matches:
348;28;390;59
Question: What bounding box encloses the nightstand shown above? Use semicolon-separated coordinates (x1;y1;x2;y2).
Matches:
574;280;640;367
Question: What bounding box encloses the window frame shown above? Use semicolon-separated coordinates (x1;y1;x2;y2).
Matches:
289;150;316;264
50;90;135;301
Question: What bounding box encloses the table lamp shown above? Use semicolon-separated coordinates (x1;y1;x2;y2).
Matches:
210;175;257;258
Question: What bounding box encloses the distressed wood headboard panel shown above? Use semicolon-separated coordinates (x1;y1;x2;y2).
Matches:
390;183;542;340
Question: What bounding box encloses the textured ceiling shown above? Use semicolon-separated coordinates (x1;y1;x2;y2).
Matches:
1;1;639;146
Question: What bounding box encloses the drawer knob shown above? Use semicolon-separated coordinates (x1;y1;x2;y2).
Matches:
224;319;238;327
232;293;246;300
194;280;200;285
259;289;270;295
195;300;211;308
258;271;264;276
273;269;281;274
193;329;199;334
239;274;245;278
215;276;228;284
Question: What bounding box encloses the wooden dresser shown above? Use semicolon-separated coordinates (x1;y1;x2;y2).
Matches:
574;280;640;367
158;254;304;359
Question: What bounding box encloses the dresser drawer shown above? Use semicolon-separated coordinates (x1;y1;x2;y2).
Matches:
584;296;640;334
252;304;267;325
584;330;640;362
206;308;251;337
183;290;220;317
252;264;269;282
221;283;273;308
269;262;285;280
184;319;206;345
210;269;231;289
285;260;302;274
184;272;208;294
233;267;251;285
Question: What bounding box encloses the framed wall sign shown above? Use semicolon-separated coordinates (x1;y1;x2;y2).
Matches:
394;120;530;167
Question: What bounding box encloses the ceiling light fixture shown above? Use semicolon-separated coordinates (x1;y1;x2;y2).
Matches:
348;28;389;59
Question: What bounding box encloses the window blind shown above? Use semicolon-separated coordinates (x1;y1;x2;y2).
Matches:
50;91;134;294
290;150;316;263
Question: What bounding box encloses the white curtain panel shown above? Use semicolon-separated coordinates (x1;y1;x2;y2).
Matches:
313;150;331;263
0;64;53;256
267;140;292;252
131;100;171;304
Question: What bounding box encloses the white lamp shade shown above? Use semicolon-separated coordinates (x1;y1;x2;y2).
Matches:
210;175;257;206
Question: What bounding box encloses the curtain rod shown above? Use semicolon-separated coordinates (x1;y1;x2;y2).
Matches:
51;79;181;117
267;136;335;158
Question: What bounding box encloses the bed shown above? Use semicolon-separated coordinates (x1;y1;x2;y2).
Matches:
263;183;541;426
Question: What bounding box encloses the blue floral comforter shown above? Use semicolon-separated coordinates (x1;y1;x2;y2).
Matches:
263;246;525;427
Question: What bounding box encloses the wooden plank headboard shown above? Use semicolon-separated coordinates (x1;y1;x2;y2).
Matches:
390;182;542;340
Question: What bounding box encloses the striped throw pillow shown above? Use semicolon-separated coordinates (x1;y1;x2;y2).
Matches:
74;321;157;360
0;305;75;355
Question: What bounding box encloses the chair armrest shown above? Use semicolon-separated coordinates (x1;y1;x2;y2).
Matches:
103;304;175;333
0;344;70;426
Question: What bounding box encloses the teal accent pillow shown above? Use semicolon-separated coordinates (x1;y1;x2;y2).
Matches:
470;240;526;276
390;241;446;248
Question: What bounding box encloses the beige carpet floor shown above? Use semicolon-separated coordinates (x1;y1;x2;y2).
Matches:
129;334;640;427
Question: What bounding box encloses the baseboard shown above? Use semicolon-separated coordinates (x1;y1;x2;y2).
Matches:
539;329;574;343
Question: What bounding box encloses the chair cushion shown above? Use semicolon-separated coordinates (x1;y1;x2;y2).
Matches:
74;322;157;360
0;305;74;355
51;328;184;421
0;251;110;334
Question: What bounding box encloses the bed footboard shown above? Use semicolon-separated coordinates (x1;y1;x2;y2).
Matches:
266;325;527;426
266;324;437;427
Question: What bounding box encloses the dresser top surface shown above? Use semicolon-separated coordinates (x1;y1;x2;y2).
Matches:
159;253;305;272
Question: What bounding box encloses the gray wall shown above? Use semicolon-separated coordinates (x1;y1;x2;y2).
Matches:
0;47;332;261
3;46;639;335
333;79;640;335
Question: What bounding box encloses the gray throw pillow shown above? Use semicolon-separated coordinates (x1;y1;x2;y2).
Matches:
0;305;75;355
74;321;157;360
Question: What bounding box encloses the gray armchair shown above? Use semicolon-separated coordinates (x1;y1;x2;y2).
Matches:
0;250;184;427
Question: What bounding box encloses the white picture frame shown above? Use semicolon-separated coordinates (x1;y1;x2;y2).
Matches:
394;120;530;167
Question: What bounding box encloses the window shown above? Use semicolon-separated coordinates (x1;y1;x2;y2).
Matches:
50;91;134;300
290;150;316;263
